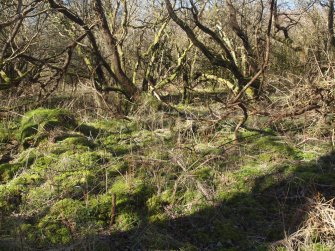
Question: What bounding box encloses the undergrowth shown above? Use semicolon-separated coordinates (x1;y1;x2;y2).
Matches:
0;103;334;250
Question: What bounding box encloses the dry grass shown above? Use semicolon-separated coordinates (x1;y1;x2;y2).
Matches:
272;194;335;250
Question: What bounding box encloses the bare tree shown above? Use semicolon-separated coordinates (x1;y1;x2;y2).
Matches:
164;0;275;99
0;0;46;91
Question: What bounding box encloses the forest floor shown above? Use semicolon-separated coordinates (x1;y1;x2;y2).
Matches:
1;94;335;250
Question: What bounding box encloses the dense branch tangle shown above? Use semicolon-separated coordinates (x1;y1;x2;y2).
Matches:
0;0;46;90
164;0;268;96
164;0;275;141
0;0;273;105
46;0;195;101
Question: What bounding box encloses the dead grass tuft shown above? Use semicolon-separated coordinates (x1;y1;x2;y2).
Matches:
272;194;335;250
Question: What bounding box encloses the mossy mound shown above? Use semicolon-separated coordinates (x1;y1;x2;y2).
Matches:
87;119;138;135
50;135;96;154
19;108;77;148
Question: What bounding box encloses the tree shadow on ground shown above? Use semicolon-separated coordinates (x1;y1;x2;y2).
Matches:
90;151;335;251
2;150;335;251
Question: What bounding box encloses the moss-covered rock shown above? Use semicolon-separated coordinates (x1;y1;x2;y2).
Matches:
64;136;94;147
87;119;138;135
19;108;77;148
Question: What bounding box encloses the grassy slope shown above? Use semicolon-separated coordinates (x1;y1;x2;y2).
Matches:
0;107;334;250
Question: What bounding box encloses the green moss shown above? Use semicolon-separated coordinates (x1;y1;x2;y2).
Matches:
30;154;56;174
20;109;76;132
174;104;208;116
100;123;172;156
0;176;28;213
61;136;94;148
37;216;73;245
0;120;18;143
115;211;141;231
76;124;101;138
147;195;161;212
194;143;222;156
19;108;77;148
240;132;302;162
253;136;298;157
15;151;105;199
22;183;54;214
103;129;161;156
31;151;106;197
88;119;138;134
50;136;95;154
147;211;167;223
178;188;206;215
103;133;134;155
145;147;170;159
192;166;213;181
213;220;244;244
0;163;22;182
107;161;128;176
3;109;334;250
160;189;174;204
305;243;334;251
109;143;136;155
109;177;151;212
274;243;335;251
50;198;87;220
88;194;113;223
146;195;168;222
58;151;106;168
109;177;142;195
35;198;94;245
234;165;265;184
239;130;259;139
18;223;37;243
0;127;10;143
217;165;268;201
285;162;335;186
52;170;95;197
16;148;40;166
153;128;173;141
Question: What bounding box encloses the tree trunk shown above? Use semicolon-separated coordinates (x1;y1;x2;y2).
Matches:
94;0;138;100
